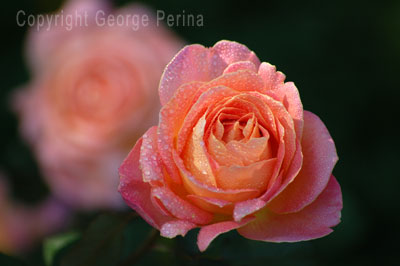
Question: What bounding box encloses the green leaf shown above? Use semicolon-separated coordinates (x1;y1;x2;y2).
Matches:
43;231;80;266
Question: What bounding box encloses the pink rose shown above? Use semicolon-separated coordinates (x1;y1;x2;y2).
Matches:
119;40;342;251
14;0;184;209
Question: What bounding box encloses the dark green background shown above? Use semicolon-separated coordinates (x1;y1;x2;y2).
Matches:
1;0;399;265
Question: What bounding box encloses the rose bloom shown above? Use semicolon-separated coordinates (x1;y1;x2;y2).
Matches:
14;0;183;209
0;175;68;253
119;40;342;251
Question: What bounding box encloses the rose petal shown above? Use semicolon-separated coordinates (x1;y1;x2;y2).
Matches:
119;138;171;229
263;140;303;201
266;82;304;139
258;63;303;139
232;136;302;221
204;107;246;146
187;194;233;215
241;114;257;140
151;186;213;225
225;137;270;165
223;120;243;142
248;92;296;173
223;61;258;74
233;198;268;222
221;93;278;140
208;132;244;166
176;72;266;154
197;216;255;252
213;40;260;68
173;150;259;202
160;41;261;106
177;85;239;153
267;111;338;213
216;158;277;191
158;81;205;184
203;70;265;97
183;116;217;187
258;62;286;91
159;45;226;105
139;127;164;186
238;175;342;242
160;220;197;238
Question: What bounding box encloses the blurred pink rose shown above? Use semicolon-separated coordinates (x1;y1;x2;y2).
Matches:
0;174;69;253
119;40;342;251
14;0;184;209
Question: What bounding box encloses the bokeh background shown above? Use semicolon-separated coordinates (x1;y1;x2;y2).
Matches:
1;0;399;265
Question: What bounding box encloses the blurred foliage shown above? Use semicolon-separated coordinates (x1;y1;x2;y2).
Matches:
1;0;400;265
43;231;80;266
0;253;27;266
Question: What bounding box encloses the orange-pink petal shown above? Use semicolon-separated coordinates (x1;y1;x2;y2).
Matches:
225;137;270;165
151;186;214;225
267;111;338;213
216;158;277;191
183;116;217;187
212;40;260;68
197;216;255;252
237;175;342;242
187;194;233;215
160;220;197;238
266;82;304;139
159;41;261;106
223;61;257;74
208;132;244;166
158;81;205;184
258;62;286;91
177;86;239;153
173;150;259;202
139;127;164;186
119;138;171;229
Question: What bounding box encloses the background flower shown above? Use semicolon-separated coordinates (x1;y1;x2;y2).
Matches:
13;0;184;209
119;40;342;251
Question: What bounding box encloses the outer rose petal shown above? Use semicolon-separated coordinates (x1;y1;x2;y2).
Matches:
140;127;164;185
237;175;342;242
223;61;258;74
197;216;255;252
258;62;286;91
159;40;261;105
258;63;303;138
213;40;260;68
158;81;205;184
119;138;171;229
266;82;304;139
268;111;338;213
151;186;214;225
159;44;225;105
160;220;197;238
